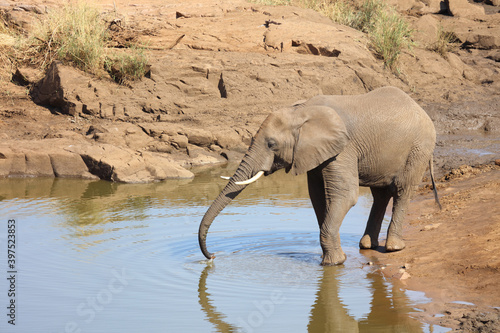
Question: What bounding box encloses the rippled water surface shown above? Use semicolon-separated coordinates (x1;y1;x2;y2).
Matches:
0;167;447;332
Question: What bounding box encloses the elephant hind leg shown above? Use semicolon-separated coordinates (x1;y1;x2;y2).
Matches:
360;187;392;249
385;188;412;252
386;151;430;252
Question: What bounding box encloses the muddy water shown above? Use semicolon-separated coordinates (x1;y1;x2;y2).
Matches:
0;167;447;332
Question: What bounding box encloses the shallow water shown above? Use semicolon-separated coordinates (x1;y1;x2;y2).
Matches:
0;167;447;332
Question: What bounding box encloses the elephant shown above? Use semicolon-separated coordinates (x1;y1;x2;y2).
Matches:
198;86;440;266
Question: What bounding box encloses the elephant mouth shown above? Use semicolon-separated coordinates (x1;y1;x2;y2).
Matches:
269;154;290;175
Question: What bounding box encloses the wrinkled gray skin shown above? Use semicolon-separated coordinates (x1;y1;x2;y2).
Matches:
199;86;437;266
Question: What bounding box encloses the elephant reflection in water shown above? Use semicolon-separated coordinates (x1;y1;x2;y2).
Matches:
198;266;238;333
308;267;424;332
198;266;424;333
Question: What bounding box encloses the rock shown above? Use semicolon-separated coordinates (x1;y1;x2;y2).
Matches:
421;223;442;231
412;15;440;47
92;123;154;151
170;134;189;149
25;151;54;177
12;67;43;86
263;16;372;65
495;159;500;166
220;150;244;163
487;50;500;62
185;128;214;147
159;134;170;142
49;152;97;179
0;148;13;177
148;141;174;153
67;143;193;183
8;152;27;176
31;61;82;115
187;145;226;166
445;0;485;18
14;5;43;14
419;0;448;14
215;129;246;151
393;269;411;280
447;52;466;76
30;61;165;120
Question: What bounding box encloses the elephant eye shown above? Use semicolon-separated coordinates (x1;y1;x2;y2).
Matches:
267;139;278;150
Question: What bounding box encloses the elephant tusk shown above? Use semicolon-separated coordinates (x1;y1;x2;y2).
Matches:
220;176;231;180
234;171;264;185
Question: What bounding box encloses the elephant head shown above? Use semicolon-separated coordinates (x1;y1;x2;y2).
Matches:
198;104;349;260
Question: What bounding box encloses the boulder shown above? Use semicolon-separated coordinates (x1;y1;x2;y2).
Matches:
25;151;54;177
0;148;13;177
170;134;189;149
412;15;440;48
49;152;98;179
187;145;226;166
445;0;485;18
263;16;372;65
67;143;193;183
418;0;448;14
31;61;85;115
185;128;214;147
92;123;154;150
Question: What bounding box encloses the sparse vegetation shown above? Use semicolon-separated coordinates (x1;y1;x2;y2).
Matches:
369;6;414;71
0;2;148;85
428;25;459;58
250;0;414;71
105;47;149;85
27;1;108;73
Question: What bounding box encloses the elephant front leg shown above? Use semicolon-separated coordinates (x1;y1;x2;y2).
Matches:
319;193;358;265
320;222;347;266
308;160;358;265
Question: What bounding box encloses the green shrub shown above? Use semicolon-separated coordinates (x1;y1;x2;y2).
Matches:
428;25;459;57
28;1;108;73
105;48;149;85
369;6;414;71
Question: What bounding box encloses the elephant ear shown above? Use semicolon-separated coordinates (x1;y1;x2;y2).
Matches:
290;105;349;175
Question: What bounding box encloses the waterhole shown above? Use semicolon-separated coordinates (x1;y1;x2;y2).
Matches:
0;166;447;332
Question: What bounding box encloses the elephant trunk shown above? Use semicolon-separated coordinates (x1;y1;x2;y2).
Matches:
198;153;261;259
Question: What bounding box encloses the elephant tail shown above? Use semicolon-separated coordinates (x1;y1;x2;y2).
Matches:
429;157;442;210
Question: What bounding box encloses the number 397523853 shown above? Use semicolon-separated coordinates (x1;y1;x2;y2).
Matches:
7;219;16;270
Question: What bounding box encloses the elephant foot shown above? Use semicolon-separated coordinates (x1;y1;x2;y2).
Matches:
321;250;346;266
385;236;406;252
359;234;379;249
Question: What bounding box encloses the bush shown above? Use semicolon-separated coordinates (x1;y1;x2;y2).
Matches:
28;2;107;73
428;25;459;58
105;48;149;85
2;2;149;85
369;6;414;71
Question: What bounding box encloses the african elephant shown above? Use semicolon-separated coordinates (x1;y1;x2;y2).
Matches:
198;86;440;266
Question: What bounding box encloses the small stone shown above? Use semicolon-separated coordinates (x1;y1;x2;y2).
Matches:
394;271;411;280
495;159;500;166
421;223;442;231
